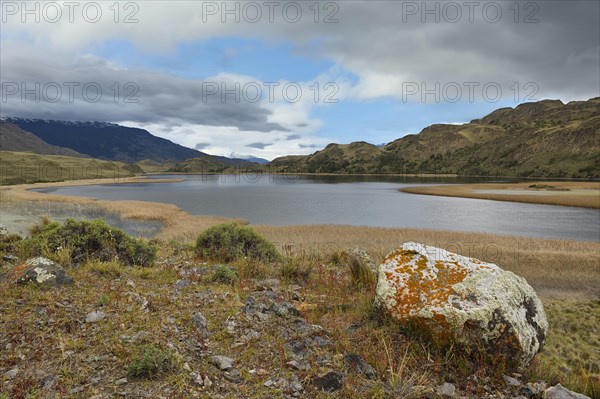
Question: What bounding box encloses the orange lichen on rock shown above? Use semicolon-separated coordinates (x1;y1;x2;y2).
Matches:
375;242;549;367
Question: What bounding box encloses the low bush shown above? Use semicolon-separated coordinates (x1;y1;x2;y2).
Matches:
127;344;175;379
211;264;238;284
195;223;281;263
20;218;156;267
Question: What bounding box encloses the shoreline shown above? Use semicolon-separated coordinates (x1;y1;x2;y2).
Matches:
1;177;599;300
401;181;600;209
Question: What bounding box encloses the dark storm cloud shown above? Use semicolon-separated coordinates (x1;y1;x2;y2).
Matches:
0;48;287;132
247;142;271;149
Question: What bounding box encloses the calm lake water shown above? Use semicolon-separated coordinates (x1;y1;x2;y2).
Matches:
34;175;600;242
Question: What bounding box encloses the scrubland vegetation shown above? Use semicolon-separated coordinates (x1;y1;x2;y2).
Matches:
1;212;599;398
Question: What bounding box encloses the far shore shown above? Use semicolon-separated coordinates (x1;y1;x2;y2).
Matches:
401;181;600;209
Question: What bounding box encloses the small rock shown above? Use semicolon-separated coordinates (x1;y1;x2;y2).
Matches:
86;310;106;323
5;367;19;379
13;257;74;287
287;359;311;371
264;379;274;387
343;354;378;380
504;375;521;387
544;384;591;399
191;312;209;338
43;374;59;390
68;386;85;394
210;355;234;371
190;372;204;386
224;368;241;382
115;378;128;385
437;382;456;398
203;375;212;388
312;371;344;392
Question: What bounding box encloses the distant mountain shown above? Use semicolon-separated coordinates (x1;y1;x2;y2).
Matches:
270;98;600;179
0;121;87;158
3;118;207;163
228;153;270;164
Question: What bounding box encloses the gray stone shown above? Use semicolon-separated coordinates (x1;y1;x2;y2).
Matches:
376;243;548;367
346;248;377;273
210;355;234;371
115;378;128;385
504;375;521;387
86;310;106;323
437;382;456;398
343;354;378;380
544;384;591;399
13;257;74;287
191;312;209;338
5;367;19;379
190;372;204;386
312;371;343;392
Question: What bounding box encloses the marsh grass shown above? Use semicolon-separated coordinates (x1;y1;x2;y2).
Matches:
401;181;600;209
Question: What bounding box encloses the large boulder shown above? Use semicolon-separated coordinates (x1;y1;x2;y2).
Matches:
12;257;74;287
375;242;548;367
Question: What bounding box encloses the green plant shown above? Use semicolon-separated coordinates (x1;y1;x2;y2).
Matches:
127;345;175;379
280;256;313;283
195;223;281;263
211;264;238;284
20;218;156;267
0;232;22;255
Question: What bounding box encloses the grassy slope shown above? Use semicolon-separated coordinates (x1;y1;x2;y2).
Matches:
0;122;87;158
270;98;600;178
0;151;143;185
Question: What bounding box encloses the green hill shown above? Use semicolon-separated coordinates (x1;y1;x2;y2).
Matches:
271;98;600;178
0;151;143;185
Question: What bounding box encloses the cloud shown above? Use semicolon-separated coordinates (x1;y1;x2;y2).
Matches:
1;0;597;158
247;142;271;149
195;143;211;150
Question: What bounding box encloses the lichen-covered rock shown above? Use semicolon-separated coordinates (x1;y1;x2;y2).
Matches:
346;248;377;273
375;242;548;367
12;257;74;287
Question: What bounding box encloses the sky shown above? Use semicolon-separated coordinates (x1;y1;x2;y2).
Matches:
1;0;599;160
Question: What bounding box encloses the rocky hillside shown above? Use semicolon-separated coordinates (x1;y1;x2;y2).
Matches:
0;221;596;398
271;98;600;178
0;121;87;158
3;118;209;163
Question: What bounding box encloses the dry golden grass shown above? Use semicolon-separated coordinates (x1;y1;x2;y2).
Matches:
2;178;599;300
401;181;600;208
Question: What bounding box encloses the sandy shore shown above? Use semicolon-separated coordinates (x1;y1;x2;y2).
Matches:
401;181;600;209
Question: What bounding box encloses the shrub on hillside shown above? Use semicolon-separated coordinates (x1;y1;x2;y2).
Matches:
127;345;175;379
211;264;238;284
195;223;281;262
20;218;156;267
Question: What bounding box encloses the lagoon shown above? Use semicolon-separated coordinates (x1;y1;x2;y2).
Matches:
35;175;600;242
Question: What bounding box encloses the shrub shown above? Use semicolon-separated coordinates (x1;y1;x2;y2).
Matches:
0;232;22;255
280;256;313;283
127;345;175;379
211;264;238;284
20;218;156;267
195;223;281;263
